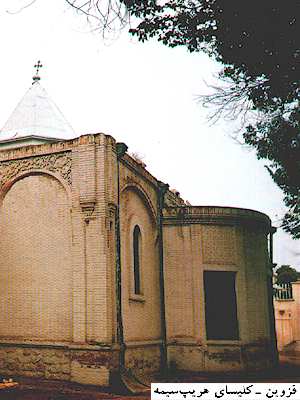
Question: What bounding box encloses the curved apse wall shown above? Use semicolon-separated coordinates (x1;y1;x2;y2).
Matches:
0;174;72;342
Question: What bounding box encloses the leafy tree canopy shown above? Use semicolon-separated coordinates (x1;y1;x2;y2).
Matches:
276;265;300;284
126;0;298;103
66;0;299;236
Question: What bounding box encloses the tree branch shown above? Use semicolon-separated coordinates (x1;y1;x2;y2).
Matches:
6;0;38;14
64;0;129;35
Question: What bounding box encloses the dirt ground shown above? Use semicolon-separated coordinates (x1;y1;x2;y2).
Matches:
0;385;151;400
1;357;300;400
0;377;151;400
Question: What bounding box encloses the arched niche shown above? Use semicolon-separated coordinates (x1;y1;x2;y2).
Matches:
0;173;72;342
120;185;161;342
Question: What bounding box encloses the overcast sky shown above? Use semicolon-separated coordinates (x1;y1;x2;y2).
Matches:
0;0;298;269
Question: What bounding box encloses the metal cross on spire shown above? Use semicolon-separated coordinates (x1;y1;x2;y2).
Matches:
32;60;43;84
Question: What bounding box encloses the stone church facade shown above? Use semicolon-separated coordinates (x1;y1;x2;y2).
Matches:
0;72;277;386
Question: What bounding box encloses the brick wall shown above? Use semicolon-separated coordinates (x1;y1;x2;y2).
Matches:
119;185;161;342
0;174;72;341
0;133;276;383
0;134;117;385
163;207;274;372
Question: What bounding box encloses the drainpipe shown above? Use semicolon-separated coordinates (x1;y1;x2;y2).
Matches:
268;226;279;367
157;181;169;374
115;142;128;371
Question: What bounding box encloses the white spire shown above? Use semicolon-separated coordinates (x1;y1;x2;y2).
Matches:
0;62;75;143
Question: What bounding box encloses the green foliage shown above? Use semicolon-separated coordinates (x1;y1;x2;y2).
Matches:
244;108;300;237
67;0;299;235
276;265;300;284
126;1;298;103
123;0;300;237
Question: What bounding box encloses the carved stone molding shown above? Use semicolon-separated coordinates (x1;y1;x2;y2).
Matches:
108;203;117;218
163;205;271;231
0;152;72;187
81;202;96;222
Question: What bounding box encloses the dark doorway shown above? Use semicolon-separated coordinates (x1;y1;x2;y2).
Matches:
204;271;239;340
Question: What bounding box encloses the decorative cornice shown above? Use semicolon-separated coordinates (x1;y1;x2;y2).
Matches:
0;133;114;162
163;206;272;231
120;153;159;190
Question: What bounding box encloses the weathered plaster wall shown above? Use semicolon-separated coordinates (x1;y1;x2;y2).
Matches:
0;344;118;385
274;300;294;351
125;343;161;375
290;281;300;342
274;281;300;351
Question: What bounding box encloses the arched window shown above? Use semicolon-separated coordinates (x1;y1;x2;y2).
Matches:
133;225;142;295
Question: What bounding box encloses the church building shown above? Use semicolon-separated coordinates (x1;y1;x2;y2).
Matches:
0;64;277;386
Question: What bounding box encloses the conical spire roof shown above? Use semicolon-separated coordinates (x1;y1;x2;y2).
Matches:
0;70;74;142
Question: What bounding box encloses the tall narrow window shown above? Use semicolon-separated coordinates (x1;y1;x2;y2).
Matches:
133;225;142;295
204;271;239;340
